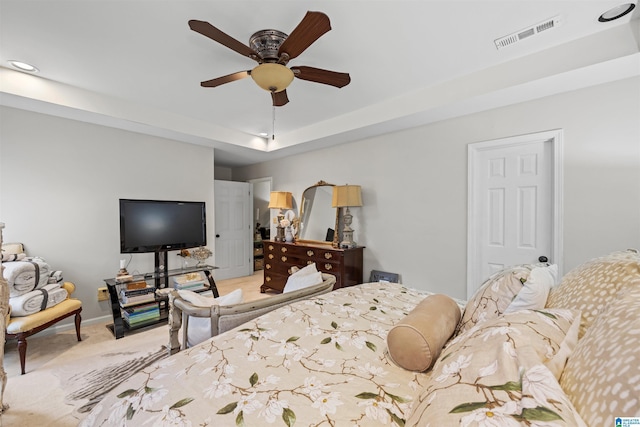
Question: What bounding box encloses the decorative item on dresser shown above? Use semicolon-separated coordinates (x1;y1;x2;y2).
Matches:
268;191;292;242
332;184;363;248
261;240;364;292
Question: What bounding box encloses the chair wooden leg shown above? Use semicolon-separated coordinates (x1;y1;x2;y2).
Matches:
7;305;82;375
17;334;27;375
74;311;82;342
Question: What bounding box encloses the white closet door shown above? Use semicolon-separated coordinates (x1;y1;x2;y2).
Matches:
467;130;563;298
214;180;252;280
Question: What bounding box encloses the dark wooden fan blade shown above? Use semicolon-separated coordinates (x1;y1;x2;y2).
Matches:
189;20;258;60
291;66;351;88
272;90;289;107
278;11;331;60
201;71;250;88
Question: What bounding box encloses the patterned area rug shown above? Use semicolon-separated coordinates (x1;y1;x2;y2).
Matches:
61;345;168;416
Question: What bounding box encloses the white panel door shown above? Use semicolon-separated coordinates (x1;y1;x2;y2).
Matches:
214;180;252;280
467;130;563;298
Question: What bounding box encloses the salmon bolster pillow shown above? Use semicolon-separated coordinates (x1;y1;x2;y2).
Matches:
386;294;461;372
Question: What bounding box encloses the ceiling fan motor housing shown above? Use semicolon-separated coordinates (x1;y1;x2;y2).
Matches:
249;29;288;62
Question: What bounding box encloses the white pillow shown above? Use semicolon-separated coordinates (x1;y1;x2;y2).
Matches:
504;264;558;313
178;288;243;307
182;289;243;347
290;262;318;277
283;270;323;293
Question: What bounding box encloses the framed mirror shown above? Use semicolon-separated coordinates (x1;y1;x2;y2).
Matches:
297;181;339;247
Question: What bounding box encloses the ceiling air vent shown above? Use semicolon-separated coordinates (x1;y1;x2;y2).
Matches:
494;15;562;50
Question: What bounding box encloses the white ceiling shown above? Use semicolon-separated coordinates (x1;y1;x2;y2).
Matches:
1;1;638;167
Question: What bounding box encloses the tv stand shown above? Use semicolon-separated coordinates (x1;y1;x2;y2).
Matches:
154;251;169;288
104;264;218;339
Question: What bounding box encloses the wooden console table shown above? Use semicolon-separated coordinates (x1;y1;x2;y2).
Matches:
261;240;364;293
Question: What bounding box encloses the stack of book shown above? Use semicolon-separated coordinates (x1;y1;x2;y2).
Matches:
172;272;208;292
122;302;160;327
120;285;156;306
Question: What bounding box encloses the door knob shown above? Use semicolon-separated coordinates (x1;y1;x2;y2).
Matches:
216;234;220;238
538;256;549;263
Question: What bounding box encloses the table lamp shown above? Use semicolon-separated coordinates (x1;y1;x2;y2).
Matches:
268;191;293;242
332;185;363;248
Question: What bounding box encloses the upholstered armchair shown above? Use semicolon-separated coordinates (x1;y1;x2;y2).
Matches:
168;273;336;354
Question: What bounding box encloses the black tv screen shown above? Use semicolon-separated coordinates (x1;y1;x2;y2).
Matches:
120;199;206;253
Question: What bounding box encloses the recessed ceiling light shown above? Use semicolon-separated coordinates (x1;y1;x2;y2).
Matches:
598;3;636;22
8;60;39;73
259;132;269;137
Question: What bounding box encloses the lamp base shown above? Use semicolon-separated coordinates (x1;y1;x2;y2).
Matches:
340;229;356;249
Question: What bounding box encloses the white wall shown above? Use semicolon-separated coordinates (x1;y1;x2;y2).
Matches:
0;107;216;325
234;77;640;299
1;76;638;327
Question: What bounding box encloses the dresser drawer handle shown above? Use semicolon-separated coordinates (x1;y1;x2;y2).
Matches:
265;264;271;270
265;276;271;282
281;247;287;253
268;245;274;251
281;256;287;262
307;261;313;265
324;263;333;270
324;253;333;260
307;250;314;257
268;254;274;259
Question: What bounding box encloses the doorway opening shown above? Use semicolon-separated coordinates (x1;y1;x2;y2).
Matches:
249;177;272;271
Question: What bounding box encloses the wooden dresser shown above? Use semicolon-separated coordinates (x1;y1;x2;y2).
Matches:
261;240;364;293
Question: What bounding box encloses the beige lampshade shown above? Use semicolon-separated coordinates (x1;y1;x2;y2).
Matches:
332;185;363;208
268;191;293;209
251;63;294;93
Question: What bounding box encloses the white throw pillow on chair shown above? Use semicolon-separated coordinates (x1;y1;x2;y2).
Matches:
179;289;244;347
289;262;318;277
283;263;323;293
178;288;243;307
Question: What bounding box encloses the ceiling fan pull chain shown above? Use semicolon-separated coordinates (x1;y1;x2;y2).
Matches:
272;106;276;141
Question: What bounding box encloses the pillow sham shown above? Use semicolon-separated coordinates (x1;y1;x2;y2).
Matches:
407;348;587;426
546;249;640;338
504;264;558;313
560;283;640;425
407;309;585;426
386;294;461;371
457;265;532;334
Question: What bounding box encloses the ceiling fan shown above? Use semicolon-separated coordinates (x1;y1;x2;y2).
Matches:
188;11;351;107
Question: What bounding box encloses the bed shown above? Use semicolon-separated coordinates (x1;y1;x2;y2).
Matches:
81;249;640;426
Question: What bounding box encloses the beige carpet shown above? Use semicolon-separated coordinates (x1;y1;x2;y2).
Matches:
0;271;269;427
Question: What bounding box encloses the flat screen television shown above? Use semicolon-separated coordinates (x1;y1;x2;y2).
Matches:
120;199;207;287
119;199;206;254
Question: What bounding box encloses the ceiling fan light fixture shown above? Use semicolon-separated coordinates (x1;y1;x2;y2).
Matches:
251;63;294;92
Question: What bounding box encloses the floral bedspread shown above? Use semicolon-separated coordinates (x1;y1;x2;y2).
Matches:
81;282;463;427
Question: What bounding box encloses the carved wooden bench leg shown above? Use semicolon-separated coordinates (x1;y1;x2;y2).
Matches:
75;311;82;342
17;335;27;375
